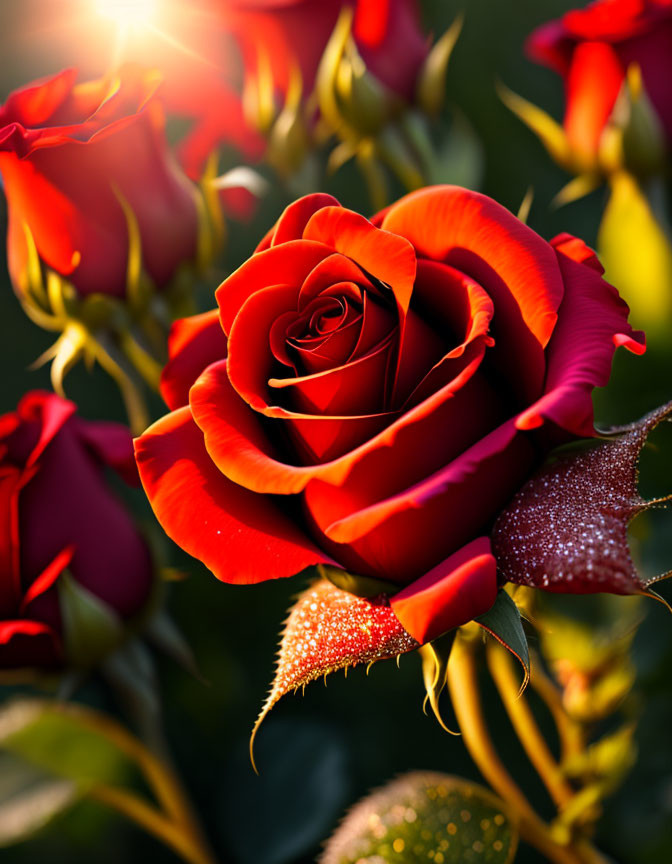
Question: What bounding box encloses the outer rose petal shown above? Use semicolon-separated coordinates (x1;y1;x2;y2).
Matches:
268;193;341;248
19;416;153;618
160;309;227;410
73;418;139;486
389;537;498;644
134;407;333;583
306;418;535;582
0;619;60;669
516;242;645;436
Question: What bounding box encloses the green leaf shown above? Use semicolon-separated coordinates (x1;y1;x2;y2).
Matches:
321;771;518;863
476;590;529;690
0;753;78;847
0;700;132;790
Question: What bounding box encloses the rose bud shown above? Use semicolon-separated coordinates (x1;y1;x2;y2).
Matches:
524;0;672;173
135;188;644;649
220;0;456;192
224;0;429;111
0;64;200;303
1;391;154;672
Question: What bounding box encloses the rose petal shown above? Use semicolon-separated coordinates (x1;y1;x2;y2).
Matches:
0;619;60;669
564;41;624;159
134;407;333;583
380;186;565;402
216;240;332;333
516;242;645;436
160;309;227;410
390;537;498;644
189;340;492;499
0;465;25;616
308;417;534;582
269;193;341;247
303;206;417;325
20;546;74;613
73;417;138;486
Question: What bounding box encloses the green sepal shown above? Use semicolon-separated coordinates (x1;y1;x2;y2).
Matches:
476;589;530;691
418;630;458;734
58;571;124;669
416;14;463;116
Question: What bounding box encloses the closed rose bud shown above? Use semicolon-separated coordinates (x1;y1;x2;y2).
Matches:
0;64;200;302
0;391;154;672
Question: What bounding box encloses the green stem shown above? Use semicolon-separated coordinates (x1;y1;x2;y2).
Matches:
487;641;575;809
447;631;608;864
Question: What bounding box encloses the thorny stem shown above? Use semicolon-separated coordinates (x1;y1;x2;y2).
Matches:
447;632;611;864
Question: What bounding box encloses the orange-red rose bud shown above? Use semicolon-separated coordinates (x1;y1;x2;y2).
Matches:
527;0;672;162
0;65;199;300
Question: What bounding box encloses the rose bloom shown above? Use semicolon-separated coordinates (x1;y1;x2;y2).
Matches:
0;392;153;669
223;0;429;100
527;0;672;161
135;188;644;644
0;64;199;299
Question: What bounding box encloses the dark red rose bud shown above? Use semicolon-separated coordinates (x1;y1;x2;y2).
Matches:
492;401;672;598
0;391;154;672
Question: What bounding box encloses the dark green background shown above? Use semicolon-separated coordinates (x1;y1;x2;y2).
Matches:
1;1;671;862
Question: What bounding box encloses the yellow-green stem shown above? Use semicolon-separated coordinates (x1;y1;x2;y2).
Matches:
91;785;214;864
529;650;585;762
487;641;575;809
447;632;605;864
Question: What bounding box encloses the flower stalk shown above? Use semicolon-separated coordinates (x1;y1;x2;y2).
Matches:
447;631;611;864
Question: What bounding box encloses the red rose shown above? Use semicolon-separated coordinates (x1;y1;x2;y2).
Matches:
223;0;428;101
135;188;644;645
0;64;199;299
527;0;672;161
0;391;154;670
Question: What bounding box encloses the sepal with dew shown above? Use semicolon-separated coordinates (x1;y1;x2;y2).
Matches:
320;771;518;864
492;400;672;603
250;577;419;771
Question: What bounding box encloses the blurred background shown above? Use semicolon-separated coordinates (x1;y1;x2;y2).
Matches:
1;1;671;862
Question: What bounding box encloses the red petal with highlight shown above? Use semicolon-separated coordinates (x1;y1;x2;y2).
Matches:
134;408;333;584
